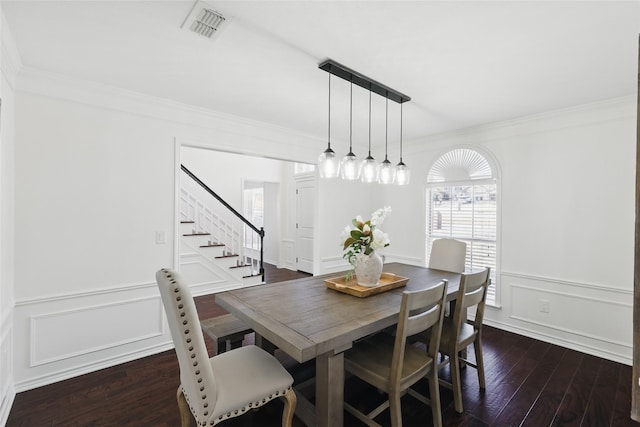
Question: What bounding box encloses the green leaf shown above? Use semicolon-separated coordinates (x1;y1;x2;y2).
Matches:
343;237;356;249
350;230;362;239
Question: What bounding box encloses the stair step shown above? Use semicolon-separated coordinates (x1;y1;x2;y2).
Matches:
229;264;251;269
180;220;195;224
200;243;225;248
215;254;238;259
243;273;262;279
183;232;210;236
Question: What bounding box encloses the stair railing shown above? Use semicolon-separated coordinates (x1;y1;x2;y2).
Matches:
181;164;264;281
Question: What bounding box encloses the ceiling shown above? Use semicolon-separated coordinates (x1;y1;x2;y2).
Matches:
3;0;639;152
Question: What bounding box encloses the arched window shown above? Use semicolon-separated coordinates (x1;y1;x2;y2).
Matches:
426;148;499;305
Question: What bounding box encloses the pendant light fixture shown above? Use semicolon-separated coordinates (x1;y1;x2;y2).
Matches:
361;87;377;183
378;97;396;185
318;73;340;178
394;103;411;185
340;81;361;180
317;59;410;185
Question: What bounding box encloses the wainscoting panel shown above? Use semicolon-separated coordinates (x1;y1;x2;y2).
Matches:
319;256;350;275
13;281;175;392
281;239;295;270
30;297;164;367
319;253;423;276
487;272;633;365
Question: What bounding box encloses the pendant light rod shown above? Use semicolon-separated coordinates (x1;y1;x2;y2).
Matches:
399;102;403;162
368;87;372;156
349;80;353;153
328;72;331;148
319;59;411;104
384;97;389;160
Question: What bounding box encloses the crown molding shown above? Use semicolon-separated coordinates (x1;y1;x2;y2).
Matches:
15;66;322;160
1;13;23;89
408;94;636;153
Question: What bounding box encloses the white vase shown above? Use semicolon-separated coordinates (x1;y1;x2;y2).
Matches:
354;252;384;287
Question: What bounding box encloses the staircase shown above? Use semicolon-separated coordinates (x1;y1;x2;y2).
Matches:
180;220;263;290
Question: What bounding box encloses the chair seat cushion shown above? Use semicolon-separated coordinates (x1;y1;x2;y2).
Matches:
207;345;294;421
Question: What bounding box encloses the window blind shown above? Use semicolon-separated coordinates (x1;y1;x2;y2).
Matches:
427;184;497;304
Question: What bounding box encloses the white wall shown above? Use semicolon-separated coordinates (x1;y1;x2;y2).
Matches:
0;8;18;425
383;96;636;364
11;67;320;391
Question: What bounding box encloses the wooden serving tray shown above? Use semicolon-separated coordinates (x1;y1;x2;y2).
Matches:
324;272;409;298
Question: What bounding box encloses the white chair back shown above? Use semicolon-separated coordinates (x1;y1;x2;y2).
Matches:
156;268;218;420
428;238;467;273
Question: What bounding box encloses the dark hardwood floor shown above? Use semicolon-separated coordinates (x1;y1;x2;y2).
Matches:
6;264;638;426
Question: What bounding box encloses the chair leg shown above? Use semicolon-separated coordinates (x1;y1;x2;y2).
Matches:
474;338;486;389
388;390;403;427
427;369;443;427
450;352;464;413
176;386;192;427
281;388;297;427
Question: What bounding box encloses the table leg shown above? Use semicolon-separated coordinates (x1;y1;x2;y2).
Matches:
316;350;344;427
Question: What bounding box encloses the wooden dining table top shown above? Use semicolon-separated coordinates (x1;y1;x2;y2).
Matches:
215;262;461;364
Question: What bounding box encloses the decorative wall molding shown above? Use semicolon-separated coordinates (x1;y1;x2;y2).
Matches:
410;95;635;153
382;253;424;266
29;296;164;367
14;280;158;307
11;280;176;392
320;253;423;275
281;239;295;270
502;270;633;296
17;66;321;163
484;317;631;366
1;13;22;89
15;341;175;393
487;271;633;365
511;282;631;309
319;255;349;275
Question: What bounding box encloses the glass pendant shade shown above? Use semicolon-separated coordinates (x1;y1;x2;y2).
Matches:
318;146;340;178
341;151;361;180
395;161;411;185
361;156;378;183
378;158;396;184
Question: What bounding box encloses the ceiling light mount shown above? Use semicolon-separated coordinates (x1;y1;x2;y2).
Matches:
318;59;410;104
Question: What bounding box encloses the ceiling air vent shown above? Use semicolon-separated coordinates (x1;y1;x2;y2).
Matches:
181;1;226;39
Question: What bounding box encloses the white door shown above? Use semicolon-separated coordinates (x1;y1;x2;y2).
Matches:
295;177;315;274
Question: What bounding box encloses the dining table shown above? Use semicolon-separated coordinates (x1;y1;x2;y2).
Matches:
215;262;462;427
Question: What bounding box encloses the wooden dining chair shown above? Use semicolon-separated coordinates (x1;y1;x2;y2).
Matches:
438;267;490;413
343;280;448;427
428;238;467;273
156;268;296;427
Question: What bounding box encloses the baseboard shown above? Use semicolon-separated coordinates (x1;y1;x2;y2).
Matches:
0;383;15;427
14;342;174;393
484;317;631;366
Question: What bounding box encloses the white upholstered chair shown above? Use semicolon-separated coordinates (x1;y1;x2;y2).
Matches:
438;267;490;413
343;281;448;427
156;268;296;427
428;238;467;273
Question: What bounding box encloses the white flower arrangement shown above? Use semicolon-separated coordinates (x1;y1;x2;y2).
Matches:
341;206;391;269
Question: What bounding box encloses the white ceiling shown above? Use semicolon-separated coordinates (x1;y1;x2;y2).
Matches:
3;0;639;151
